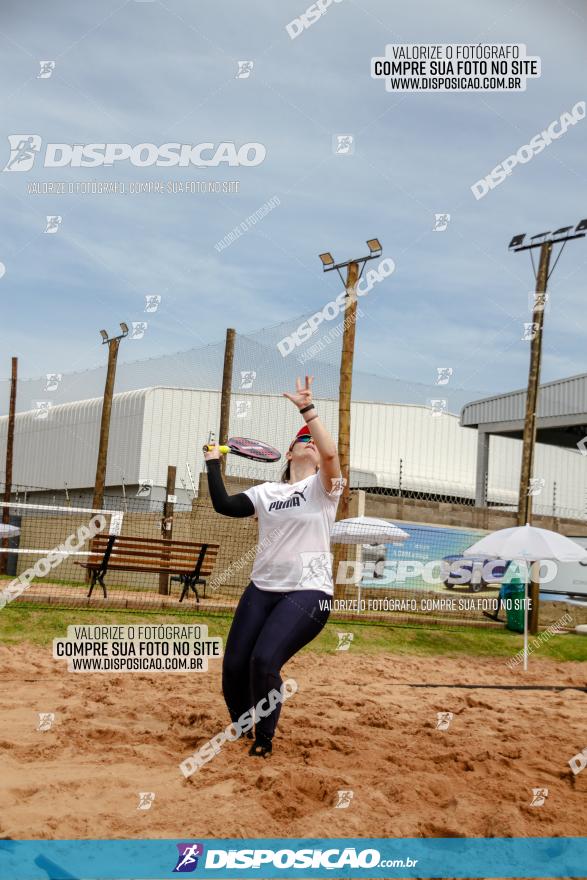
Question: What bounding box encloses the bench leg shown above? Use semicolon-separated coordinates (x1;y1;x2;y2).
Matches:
98;574;107;599
178;576;199;605
189;581;200;605
87;572;97;599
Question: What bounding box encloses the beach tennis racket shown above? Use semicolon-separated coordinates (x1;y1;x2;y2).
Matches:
202;436;281;463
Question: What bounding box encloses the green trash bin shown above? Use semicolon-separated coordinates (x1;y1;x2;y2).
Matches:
501;567;526;633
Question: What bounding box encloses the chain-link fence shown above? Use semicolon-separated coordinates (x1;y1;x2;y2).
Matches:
2;487;584;631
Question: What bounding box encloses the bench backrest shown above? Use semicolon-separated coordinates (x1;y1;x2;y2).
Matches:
87;534;219;575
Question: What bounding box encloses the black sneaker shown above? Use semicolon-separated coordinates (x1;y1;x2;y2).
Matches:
248;737;272;758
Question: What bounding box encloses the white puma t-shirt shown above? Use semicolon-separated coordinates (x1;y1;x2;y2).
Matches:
244;473;341;595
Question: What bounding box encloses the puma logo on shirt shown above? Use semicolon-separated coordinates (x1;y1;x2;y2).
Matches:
268;484;308;511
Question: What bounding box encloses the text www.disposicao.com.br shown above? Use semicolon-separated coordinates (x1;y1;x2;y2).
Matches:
69;657;201;671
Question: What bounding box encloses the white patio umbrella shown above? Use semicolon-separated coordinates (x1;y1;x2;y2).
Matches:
464;524;587;670
0;524;20;537
330;516;409;544
330;517;409;606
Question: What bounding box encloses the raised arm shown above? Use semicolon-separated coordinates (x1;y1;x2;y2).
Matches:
283;375;342;494
204;447;255;517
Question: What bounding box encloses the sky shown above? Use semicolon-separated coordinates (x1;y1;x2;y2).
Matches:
0;0;586;413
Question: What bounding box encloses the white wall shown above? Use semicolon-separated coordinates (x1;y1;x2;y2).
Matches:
1;387;585;518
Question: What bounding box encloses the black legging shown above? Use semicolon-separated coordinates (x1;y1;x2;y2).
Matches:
222;582;330;746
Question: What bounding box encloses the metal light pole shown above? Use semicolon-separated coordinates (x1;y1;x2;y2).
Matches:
92;324;128;511
509;220;587;633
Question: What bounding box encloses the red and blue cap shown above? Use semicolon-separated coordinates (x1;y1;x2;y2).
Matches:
288;424;312;451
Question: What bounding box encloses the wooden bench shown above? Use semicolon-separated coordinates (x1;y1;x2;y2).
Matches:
75;535;219;604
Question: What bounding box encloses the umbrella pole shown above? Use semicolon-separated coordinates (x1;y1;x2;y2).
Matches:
523;571;529;672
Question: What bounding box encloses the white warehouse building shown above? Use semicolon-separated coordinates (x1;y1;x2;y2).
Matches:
0;386;585;518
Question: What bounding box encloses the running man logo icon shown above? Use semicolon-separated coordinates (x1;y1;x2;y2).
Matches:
435;367;453;385
333;134;354;155
433;213;451;232
44;215;62;234
334;789;354;808
236;61;254;79
173;843;204;873
145;295;161;313
568;747;587;775
130;321;148;339
530;787;548;806
336;632;354;651
522;322;539;341
3;135;42;172
37;712;55;732
528;477;545;497
329;476;346;496
235;400;251;418
429;398;447;417
45;373;62;392
297;551;333;589
529;290;549;312
436;711;453;731
38;61;56;79
33;400;52;420
137;792;156;810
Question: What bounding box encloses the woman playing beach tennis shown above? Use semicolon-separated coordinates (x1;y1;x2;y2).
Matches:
204;376;342;757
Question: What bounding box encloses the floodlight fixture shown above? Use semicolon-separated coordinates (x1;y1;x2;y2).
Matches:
508;234;525;250
319;252;335;270
318;239;383;283
509;218;587;252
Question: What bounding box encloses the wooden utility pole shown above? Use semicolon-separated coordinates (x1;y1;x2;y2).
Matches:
318;240;383;598
510;222;587;635
517;240;552;528
337;261;359;522
159;464;176;596
517;241;552;635
219;328;235;477
332;262;359;599
92;337;122;511
0;357;17;575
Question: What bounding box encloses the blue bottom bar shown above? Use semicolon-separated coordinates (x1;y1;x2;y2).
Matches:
0;838;585;879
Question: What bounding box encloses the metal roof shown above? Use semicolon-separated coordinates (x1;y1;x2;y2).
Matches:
460;372;587;448
1;386;586;516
